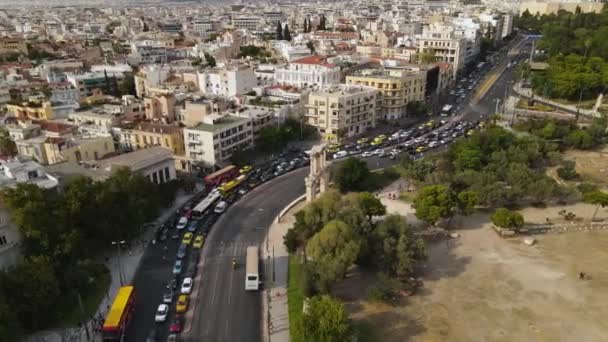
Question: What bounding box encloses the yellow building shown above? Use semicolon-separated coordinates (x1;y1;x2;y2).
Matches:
6;101;54;120
44;136;116;165
346;68;426;120
121;122;184;156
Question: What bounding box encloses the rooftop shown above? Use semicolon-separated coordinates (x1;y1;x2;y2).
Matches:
98;146;173;172
188;115;249;133
291;55;336;68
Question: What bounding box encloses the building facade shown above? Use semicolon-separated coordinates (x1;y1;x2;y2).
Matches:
120;122;185;156
274;56;341;89
417;23;466;76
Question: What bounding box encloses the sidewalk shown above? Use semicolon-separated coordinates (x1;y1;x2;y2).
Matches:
261;196;307;342
28;190;196;342
512;83;599;117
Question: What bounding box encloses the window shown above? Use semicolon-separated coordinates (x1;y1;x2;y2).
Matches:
165;167;170;180
152;172;158;184
0;235;7;245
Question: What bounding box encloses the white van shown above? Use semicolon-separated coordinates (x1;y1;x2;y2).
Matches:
214;201;227;214
332;151;348;159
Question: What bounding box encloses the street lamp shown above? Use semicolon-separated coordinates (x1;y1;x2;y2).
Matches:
111;240;127;286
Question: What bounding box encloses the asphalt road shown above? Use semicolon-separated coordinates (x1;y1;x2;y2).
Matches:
124;37;530;342
185;167;308;342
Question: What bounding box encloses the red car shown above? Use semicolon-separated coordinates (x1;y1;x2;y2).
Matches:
169;316;183;333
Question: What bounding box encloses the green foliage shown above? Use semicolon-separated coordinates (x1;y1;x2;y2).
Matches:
372;215;425;277
517;118;606;150
256;118;314;152
406;101;429;117
491;208;524;228
118;74;136;96
300;295;352;342
334;157;370;192
412;184;477;226
276;21;284;40
289;254;306;342
557;160;579;180
0;128;17;157
284;24;292;41
367;272;404;303
204;53;216;67
306;41;316;54
237;45;271;59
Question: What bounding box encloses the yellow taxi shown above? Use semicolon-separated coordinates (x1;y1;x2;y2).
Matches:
193;234;205;249
357;137;369;144
239;165;252;174
182;232;193;245
370;140;382;146
416;146;427;153
375;134;387;140
176;294;189;313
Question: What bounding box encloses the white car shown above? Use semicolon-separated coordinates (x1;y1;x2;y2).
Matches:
214;201;227;214
361;151;374;158
181;277;193;294
155;304;169;322
176;217;188;230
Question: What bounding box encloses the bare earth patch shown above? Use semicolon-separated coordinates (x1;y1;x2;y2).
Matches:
563;147;608;186
336;202;608;342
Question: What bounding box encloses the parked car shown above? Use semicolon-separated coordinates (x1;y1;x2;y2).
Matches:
166;333;178;342
162;290;174;304
169;316;183;333
186;220;198;233
155;304;168;322
181;277;193;294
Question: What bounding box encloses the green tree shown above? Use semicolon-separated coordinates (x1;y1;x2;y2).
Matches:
300;295;352;342
276;21;283;40
347;192;386;231
307;220;361;287
306;40;316;54
0;128;17;157
119;74;136;96
204;53;216;67
0;291;21;341
557;160;579;180
334;157;370;192
566;129;595;149
583;190;608;221
372;215;425;277
491;208;524;228
413;184;455;225
284;24;292;41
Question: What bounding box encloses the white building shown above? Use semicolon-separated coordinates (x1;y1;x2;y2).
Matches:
183;114;253;167
193;20;221;37
417;23;466;76
451;18;482;66
197;65;257;97
306;84;379;142
130;40;168;64
232;17;260;32
274;56;341;89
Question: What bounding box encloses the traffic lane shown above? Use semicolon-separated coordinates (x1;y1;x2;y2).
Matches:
187;168;308;342
126;233;181;342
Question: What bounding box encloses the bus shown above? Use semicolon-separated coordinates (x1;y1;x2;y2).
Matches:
102;286;136;341
204;165;239;189
218;174;246;196
192;189;221;215
245;246;260;291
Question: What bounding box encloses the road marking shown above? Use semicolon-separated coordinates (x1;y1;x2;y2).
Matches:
210;255;222;306
225;318;229;338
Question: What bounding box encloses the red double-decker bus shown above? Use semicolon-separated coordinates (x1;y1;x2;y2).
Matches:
102;286;136;341
204;165;239;189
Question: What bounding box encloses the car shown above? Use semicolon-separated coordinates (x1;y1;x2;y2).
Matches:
416;146;427;153
155;304;169;322
169;316;183;333
214;201;228;213
356;137;369;144
237;188;248;196
361;151;374;158
182;232;193;245
173;260;183;275
193;234;205;248
176;217;188;230
162;290;174;304
181;277;193;294
375;134;387;140
176;244;187;259
167;333;178;342
166;278;177;290
239;165;252;174
332;151;348;159
370;140;382;146
186;220;198;232
176;294;189;313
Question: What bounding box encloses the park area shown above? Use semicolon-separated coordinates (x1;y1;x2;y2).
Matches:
333;200;608;342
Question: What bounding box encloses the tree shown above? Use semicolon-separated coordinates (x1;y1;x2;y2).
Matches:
307;220;361;286
306;40;316;55
372;215;425;277
303;18;309;33
334;157;370;192
203;52;216;67
300;295;352;342
583;190;608;221
192;57;202;66
0;128;17;157
417;50;436;64
557;160;579;180
317;15;326;31
413;184;455;226
119;74;136;96
276;21;283;40
348;192;386;231
491;208;524;228
283;24;292;41
566;129;594;149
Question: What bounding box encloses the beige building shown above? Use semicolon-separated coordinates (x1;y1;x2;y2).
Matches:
180;98;231;127
306;85;379;142
144;93;176;123
120;122;185;156
0;37;28;55
520;1;604;15
346;68;426;121
6;101;55;121
44;136;116;165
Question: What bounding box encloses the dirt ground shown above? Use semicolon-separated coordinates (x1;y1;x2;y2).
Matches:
336;201;608;342
563;147;608;186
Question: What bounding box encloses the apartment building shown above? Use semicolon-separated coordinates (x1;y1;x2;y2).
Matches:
451;18;482;66
274;56;341;89
346;68;426;120
197;65;257;97
120;122;185;156
5;101;55;121
193;20;221;37
69;109;122;134
180;98;231;127
306;84;379;142
417;23;466;76
66;71;122;99
44;136;116;165
231;106;277;141
183;114;253;167
130;40;167;64
143;93;176;122
0;37;28;55
232;17;260;32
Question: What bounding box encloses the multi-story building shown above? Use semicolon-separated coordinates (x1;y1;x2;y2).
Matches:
346;68;426;120
231;106;277;141
49;82;80;104
197;65;257;97
417;23;466;76
232;17;260;32
120;122;185;156
306;84;379;142
193;20;220;37
183;114;253;167
66;71;122;99
130;41;167;64
274;56;341;89
0;37;28;55
143;93;177;122
6;101;55;120
451;18;482;67
69;108;123;135
44;136;116;165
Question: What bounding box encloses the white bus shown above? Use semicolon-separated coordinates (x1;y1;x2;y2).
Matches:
193;189;221;215
245;246;260;291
